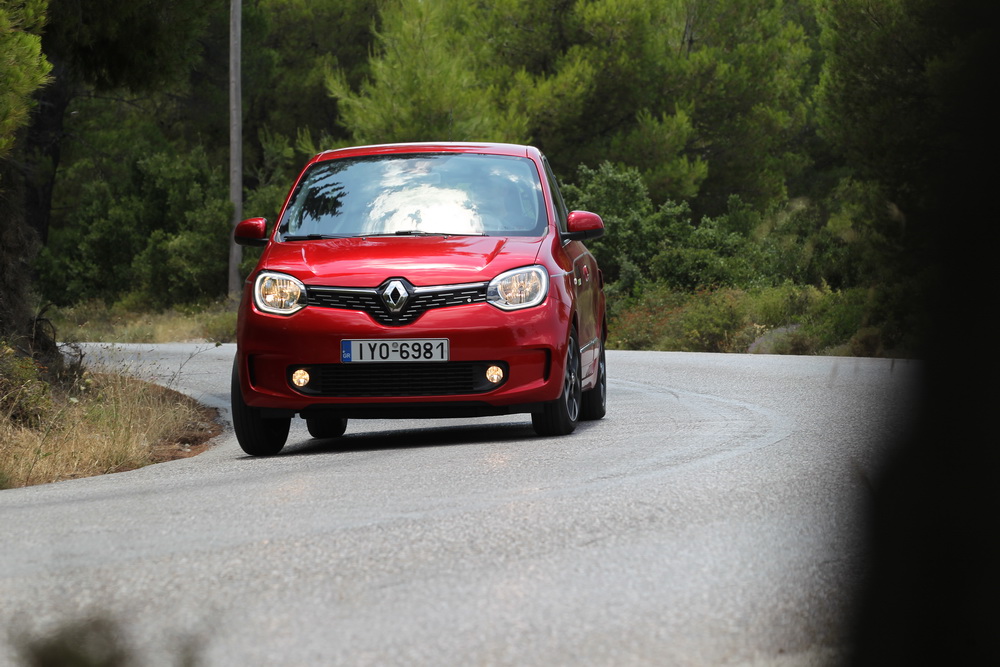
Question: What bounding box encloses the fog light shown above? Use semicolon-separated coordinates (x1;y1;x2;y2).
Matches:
291;369;310;387
486;365;504;384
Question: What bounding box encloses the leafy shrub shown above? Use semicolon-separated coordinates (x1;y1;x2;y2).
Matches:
36;146;231;310
767;328;822;355
608;282;915;357
606;285;687;350
796;287;869;347
647;196;770;290
847;327;884;357
744;282;826;328
561;161;658;291
668;289;748;353
199;309;238;344
609;286;753;353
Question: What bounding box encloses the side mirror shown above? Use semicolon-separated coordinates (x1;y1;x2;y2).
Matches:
562;210;605;241
234;217;269;247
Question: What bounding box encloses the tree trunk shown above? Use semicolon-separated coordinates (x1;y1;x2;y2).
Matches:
23;60;75;246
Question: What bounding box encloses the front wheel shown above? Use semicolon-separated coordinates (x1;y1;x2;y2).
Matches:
532;327;581;437
231;360;290;456
306;415;348;439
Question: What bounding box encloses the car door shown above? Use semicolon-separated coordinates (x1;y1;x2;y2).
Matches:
543;158;602;380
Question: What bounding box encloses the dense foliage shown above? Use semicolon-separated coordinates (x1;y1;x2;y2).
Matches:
2;0;988;358
1;0;50;346
0;0;49;157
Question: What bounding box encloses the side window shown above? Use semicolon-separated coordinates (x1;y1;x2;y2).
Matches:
542;157;569;234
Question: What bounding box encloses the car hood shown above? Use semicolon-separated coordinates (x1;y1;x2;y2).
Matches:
260;235;545;287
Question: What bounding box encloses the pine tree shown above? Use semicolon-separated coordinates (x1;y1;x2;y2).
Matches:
1;0;50;344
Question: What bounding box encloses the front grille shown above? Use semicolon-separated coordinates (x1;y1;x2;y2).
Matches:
290;362;507;397
307;289;380;312
306;282;487;326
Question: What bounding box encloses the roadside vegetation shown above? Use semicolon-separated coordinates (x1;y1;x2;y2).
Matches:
0;341;219;489
48;301;238;345
1;0;987;484
7;0;951;361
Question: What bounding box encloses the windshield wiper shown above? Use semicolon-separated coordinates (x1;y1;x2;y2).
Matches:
362;229;437;236
365;230;486;237
281;234;350;241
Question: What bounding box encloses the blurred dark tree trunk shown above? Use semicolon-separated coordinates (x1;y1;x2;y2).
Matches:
0;158;35;340
23;59;75;245
843;0;996;663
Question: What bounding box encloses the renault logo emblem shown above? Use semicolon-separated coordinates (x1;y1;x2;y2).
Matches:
380;279;410;312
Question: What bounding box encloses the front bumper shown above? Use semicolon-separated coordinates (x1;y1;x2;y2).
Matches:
235;294;571;417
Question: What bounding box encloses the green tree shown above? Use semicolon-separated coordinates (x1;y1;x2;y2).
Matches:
815;0;995;346
816;0;994;258
37;146;231;309
329;0;817;214
251;0;379;152
672;0;815;214
561;162;658;290
36;1;385;311
327;0;529;144
0;0;49;157
22;0;214;244
1;0;50;345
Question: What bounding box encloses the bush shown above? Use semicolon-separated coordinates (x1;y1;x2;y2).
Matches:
198;309;238;344
744;282;826;328
608;282;916;357
670;289;747;353
561;162;658;290
36;147;232;310
606;285;687;350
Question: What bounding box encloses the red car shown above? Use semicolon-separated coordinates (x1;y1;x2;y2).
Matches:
231;142;607;456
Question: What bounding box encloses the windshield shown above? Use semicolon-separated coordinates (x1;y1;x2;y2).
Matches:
278;153;547;239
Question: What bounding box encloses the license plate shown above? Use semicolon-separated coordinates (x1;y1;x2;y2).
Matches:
341;338;449;363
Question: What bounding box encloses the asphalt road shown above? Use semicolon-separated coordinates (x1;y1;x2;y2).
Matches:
0;345;922;666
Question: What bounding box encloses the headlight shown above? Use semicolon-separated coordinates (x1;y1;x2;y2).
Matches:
254;271;306;315
487;266;548;310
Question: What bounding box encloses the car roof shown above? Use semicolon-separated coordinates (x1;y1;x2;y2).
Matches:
312;142;538;163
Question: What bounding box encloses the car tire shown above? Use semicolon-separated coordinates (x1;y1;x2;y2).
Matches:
306;415;348;439
231;359;290;456
532;327;581;436
580;341;606;421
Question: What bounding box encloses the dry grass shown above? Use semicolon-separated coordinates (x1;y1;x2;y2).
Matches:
1;370;220;489
48;300;237;344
